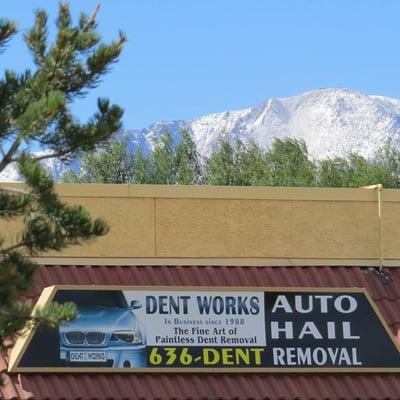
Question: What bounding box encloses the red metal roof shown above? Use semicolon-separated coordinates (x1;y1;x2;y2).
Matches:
1;264;400;400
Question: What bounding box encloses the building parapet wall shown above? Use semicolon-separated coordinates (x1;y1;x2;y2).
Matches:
1;183;399;267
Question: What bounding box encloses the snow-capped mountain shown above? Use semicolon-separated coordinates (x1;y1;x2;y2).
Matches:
2;88;400;181
0;151;79;182
128;88;400;160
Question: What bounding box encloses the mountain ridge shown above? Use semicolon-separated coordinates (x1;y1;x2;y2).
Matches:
124;88;400;160
2;88;400;181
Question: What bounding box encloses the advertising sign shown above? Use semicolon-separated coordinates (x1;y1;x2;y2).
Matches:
9;286;400;372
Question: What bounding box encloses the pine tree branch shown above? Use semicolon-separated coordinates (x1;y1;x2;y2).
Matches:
0;136;22;173
0;19;17;52
10;149;71;164
0;305;76;329
0;187;28;195
84;4;100;32
0;228;95;255
0;2;121;356
0;240;32;255
31;149;70;162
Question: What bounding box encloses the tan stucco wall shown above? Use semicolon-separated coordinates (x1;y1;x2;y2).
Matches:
0;183;398;266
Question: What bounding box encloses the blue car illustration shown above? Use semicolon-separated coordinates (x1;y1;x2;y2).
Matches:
58;290;146;368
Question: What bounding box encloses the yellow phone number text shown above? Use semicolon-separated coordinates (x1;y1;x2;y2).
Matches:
149;347;264;366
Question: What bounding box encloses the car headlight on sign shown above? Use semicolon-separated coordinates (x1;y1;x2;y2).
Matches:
110;330;142;344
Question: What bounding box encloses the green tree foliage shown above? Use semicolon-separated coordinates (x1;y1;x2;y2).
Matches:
203;137;400;188
64;129;400;189
175;129;202;184
203;138;315;186
317;143;400;188
204;140;247;185
132;149;152;184
264;138;316;186
236;141;266;185
0;3;125;356
64;141;133;183
146;129;201;184
148;131;177;184
68;129;202;185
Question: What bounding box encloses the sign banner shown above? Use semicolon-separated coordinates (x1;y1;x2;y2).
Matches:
12;287;400;372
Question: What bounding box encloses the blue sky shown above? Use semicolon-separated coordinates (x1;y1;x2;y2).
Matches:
2;0;400;130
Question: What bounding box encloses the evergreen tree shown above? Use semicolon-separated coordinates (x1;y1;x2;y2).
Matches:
0;4;125;356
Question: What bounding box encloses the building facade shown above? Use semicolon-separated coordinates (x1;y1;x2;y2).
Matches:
1;184;400;399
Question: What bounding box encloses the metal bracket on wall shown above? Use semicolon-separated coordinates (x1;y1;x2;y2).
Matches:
362;184;385;272
367;267;393;285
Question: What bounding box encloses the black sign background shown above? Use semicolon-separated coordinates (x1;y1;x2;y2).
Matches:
263;292;400;368
15;288;400;371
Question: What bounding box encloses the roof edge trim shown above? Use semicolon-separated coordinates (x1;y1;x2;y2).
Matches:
31;257;400;268
2;183;400;202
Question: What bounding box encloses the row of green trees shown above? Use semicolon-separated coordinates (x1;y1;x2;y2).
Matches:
65;130;202;185
64;130;400;188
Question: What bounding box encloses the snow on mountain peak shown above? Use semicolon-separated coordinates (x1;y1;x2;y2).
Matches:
2;88;400;182
125;88;400;161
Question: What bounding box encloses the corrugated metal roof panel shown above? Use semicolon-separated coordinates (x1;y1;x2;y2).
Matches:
1;265;400;400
